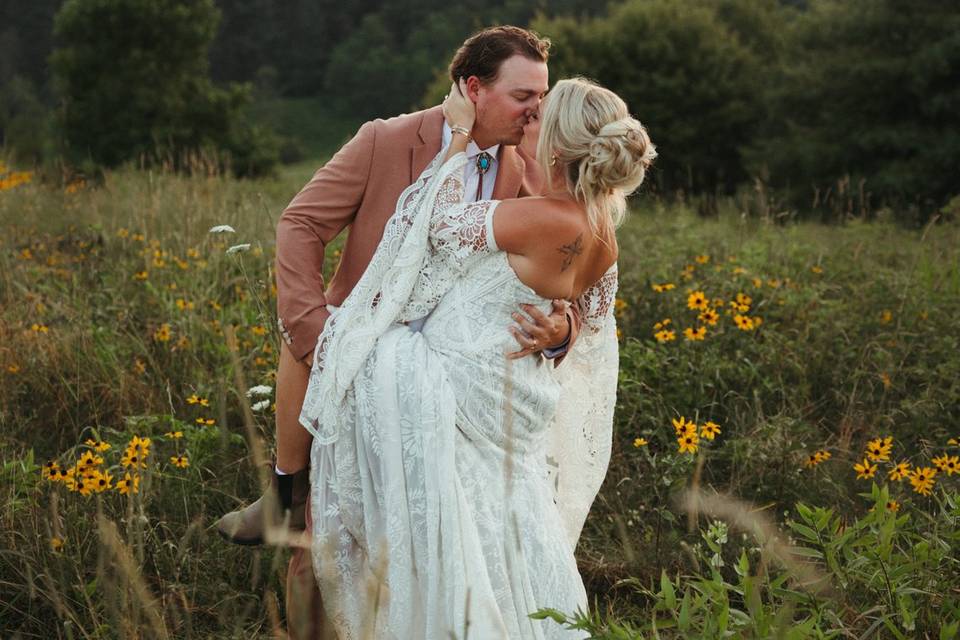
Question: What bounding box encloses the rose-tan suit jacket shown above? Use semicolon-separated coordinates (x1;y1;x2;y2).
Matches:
276;106;580;639
275;104;578;364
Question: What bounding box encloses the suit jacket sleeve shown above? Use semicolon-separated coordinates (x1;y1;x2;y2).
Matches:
275;120;377;363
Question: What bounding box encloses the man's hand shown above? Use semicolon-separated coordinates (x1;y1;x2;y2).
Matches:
507;299;571;360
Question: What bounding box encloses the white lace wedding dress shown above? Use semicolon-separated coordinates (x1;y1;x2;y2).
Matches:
299;149;619;639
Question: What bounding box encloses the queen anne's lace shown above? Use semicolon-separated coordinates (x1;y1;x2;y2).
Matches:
300;148;620;639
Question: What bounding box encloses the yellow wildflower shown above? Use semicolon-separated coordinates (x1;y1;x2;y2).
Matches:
853;458;877;480
164;431;183;439
633;437;648;447
170;455;190;468
116;473;140;495
865;436;893;462
700;421;721;440
687;291;708;311
652;282;675;293
654;329;676;343
943;456;959;476
153;323;172;342
698;309;719;326
694;254;710;264
672;417;697;436
683;326;707;341
909;467;937;496
811;265;823;274
677;431;699;454
888;461;911;481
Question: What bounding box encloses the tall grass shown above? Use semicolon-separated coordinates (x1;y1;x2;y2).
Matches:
1;160;958;637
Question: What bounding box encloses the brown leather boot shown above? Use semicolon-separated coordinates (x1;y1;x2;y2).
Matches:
215;465;309;545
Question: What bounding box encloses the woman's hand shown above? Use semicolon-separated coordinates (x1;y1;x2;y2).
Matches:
442;78;476;134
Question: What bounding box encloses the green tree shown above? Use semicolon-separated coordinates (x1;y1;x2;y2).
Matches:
748;0;960;223
51;0;276;175
534;0;779;194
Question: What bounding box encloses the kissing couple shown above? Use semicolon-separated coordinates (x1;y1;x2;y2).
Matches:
216;25;657;639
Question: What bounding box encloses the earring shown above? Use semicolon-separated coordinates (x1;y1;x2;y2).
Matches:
549;155;558;167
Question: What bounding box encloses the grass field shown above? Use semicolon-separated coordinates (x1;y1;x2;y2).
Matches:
1;159;959;638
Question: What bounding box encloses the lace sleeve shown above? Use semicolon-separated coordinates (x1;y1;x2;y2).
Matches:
429;200;500;272
575;264;618;335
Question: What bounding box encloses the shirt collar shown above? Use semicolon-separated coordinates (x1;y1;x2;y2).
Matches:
441;122;501;159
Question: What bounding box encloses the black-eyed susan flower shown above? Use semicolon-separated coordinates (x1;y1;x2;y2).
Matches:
652;282;675;293
84;439;111;452
133;358;146;375
252;325;268;336
888;461;911;481
879;310;893;324
50;536;64;552
700;421;721;440
153;324;171;342
92;471;113;493
175;298;195;311
683;326;707;341
654;329;676;343
614;298;627;317
735;293;752;307
134;270;148;281
677;431;699;454
164;431;183;439
866;436;893;462
694;254;710;264
944;456;959;476
42;461;62;481
195;417;215;426
733;315;754;331
170;455;189;468
698;309;720;326
804;450;832;468
633;437;648;448
853;458;877;480
116;473;140;495
672;417;697;436
932;453;949;472
948;437;959;446
7;363;21;374
909;467;937;496
687;291;708;311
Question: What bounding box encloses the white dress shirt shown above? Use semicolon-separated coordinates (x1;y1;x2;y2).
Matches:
441;122;501;202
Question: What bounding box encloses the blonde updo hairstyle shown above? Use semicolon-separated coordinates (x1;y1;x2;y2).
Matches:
537;77;657;236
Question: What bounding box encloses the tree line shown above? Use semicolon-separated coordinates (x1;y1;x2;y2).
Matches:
1;0;957;222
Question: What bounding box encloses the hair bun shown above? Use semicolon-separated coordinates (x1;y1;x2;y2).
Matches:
585;117;657;193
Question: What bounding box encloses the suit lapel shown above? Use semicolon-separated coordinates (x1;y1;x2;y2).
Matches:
411;106;444;182
493;146;524;200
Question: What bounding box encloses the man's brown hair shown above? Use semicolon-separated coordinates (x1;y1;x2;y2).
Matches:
449;26;551;85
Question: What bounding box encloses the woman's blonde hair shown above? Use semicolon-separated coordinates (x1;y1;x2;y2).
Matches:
537;77;657;236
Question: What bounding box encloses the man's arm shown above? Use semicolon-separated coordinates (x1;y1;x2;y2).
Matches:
275;121;377;365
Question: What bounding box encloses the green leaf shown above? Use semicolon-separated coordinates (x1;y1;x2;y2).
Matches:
660;570;676;610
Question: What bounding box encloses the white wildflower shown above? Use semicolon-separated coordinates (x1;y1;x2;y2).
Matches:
208;224;236;234
246;385;273;398
251;399;270;412
226;243;251;255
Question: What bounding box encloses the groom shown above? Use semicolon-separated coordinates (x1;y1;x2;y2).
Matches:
216;25;581;638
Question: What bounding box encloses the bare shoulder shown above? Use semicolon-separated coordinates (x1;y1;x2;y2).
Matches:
492;197;587;255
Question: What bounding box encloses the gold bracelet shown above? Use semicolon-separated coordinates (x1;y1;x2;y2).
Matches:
450;124;471;140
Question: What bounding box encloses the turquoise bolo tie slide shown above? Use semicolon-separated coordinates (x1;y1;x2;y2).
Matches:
476;152;493;174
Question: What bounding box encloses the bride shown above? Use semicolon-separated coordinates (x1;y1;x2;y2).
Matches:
298;76;656;639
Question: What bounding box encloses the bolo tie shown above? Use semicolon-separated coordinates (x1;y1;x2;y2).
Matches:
475;151;493;200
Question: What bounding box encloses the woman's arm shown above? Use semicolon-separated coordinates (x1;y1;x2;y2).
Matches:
442;79;474;162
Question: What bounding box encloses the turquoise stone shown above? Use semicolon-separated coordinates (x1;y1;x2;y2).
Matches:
476;152;492;174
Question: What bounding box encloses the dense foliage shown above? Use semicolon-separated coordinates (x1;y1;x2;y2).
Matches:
50;0;278;176
1;0;958;207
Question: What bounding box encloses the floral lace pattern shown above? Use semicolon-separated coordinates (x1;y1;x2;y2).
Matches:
300;149;619;638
